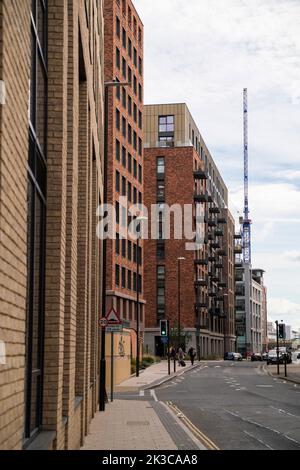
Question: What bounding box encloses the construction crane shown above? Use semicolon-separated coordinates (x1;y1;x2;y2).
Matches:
242;88;252;264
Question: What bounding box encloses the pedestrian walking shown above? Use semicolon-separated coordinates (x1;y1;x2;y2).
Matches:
188;346;196;365
178;347;185;366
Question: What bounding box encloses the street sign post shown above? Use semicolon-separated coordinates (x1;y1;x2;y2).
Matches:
105;307;122;403
106;325;123;333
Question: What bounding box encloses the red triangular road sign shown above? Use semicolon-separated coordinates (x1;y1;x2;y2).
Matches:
106;307;121;325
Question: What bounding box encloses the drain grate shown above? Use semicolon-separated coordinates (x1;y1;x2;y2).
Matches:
126;421;150;426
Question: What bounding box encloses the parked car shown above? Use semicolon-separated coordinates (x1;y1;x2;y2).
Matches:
262;352;268;361
233;352;243;361
251;353;262;361
224;352;235;361
267;350;284;365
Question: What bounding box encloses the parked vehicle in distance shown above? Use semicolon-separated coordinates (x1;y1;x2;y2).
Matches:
267;349;287;365
233;352;243;361
262;352;268;361
224;352;235;361
251;353;262;361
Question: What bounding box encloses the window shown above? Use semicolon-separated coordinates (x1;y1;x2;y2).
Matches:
116;234;120;255
122;176;126;196
127;181;132;201
158;136;174;147
25;0;48;439
133;272;137;291
128;153;132;173
122;27;126;48
127;66;132;85
116;16;120;38
122;146;126;167
157;181;165;200
138;84;142;102
138;57;142;75
159;115;174;133
116;47;120;69
133;244;137;263
134;47;137;66
138;165;142;183
116;202;120;224
128;241;132;260
138;192;142;205
138;111;142;129
128;6;132;27
116;108;120;130
157;157;165;175
122;57;126;78
116;265;120;286
122;0;126;16
133;76;137;95
157;241;165;260
127;270;132;290
122;238;126;257
157;287;165;307
157;266;165;281
138;27;142;46
116;139;120;161
128;38;132;58
133;187;137;204
138;274;142;293
122;88;126;108
133;104;137;123
128;95;132;116
116;171;120;192
133;159;137;178
133;131;137;151
122;116;126;138
138;137;142;156
116;78;120;100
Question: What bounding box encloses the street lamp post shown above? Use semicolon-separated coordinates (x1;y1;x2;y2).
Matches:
177;257;185;350
99;80;131;412
135;215;148;378
223;293;228;358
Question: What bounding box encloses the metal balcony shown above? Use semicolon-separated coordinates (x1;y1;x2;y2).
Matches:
209;307;222;316
211;241;220;249
217;249;227;256
215;262;223;269
195;301;208;309
214;228;224;237
207;193;214;203
211;275;220;283
234;233;242;240
217;217;227;224
209;207;220;214
194;258;209;266
208;255;216;262
194;170;208;180
194;278;208;287
218;281;227;288
194;191;208;203
208;290;217;297
208;219;217;227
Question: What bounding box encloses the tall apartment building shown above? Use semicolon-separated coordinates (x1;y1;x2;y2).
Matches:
143;103;235;358
103;0;144;371
0;0;104;450
235;256;267;356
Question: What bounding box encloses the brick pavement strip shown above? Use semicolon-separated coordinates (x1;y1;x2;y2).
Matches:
81;400;178;451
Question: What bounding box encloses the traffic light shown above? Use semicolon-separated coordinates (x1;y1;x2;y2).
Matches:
278;323;286;340
160;319;168;337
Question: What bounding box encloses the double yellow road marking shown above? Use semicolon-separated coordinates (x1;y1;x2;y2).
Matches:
167;401;220;451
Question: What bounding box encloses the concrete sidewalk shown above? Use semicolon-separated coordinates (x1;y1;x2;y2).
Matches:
265;363;300;384
81;361;204;451
116;360;199;391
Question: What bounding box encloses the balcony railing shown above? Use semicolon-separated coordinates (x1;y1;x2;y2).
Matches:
194;191;208;203
218;281;227;288
195;301;208;309
211;241;220;249
214;229;224;237
194;170;208;180
209;207;220;214
217;217;227;224
194;278;208;287
217;249;227;256
194;258;209;266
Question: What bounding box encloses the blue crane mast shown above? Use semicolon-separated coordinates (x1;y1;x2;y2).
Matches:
243;88;252;265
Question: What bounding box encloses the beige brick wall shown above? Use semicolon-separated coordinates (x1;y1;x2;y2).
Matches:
0;0;104;450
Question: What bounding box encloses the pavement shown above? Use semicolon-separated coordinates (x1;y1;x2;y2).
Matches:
81;360;204;451
265;363;300;385
155;361;300;450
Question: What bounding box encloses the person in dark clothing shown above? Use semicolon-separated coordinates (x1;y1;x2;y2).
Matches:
188;346;196;365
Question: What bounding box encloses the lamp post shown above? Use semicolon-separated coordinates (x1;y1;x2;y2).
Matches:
99;80;131;412
135;215;148;377
177;257;185;350
223;293;228;359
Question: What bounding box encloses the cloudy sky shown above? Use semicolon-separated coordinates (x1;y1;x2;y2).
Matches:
135;0;300;330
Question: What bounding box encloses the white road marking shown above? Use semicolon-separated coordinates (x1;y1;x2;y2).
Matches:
139;390;145;397
215;366;221;368
150;389;158;402
256;385;273;388
243;430;273;450
270;406;300;419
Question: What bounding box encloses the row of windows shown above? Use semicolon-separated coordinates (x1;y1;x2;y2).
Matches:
115;171;142;202
115;202;143;228
115;265;142;292
115;110;142;155
116;0;143;46
116;235;142;264
115;139;142;177
116;48;143;101
116;85;142;129
157;266;165;322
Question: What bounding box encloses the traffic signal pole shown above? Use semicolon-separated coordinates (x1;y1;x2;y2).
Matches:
167;320;170;375
276;321;280;375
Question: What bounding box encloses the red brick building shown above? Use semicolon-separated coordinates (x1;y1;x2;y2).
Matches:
143;104;236;358
103;0;145;353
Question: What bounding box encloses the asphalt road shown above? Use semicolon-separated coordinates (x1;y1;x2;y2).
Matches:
155;361;300;450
